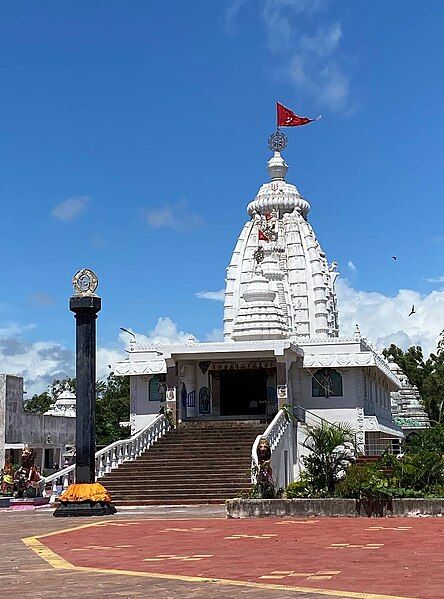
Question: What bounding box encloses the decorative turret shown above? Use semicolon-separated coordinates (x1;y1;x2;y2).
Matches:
232;272;288;340
224;132;339;341
44;389;76;418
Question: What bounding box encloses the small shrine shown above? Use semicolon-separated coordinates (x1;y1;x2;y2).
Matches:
44;388;76;418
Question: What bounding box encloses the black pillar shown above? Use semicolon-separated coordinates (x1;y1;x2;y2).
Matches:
70;295;101;484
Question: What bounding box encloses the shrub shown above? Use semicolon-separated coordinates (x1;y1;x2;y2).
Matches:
285;479;312;499
335;463;390;500
394;451;444;492
302;421;356;495
405;426;444;454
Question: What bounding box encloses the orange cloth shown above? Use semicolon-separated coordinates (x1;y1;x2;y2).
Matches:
59;483;112;503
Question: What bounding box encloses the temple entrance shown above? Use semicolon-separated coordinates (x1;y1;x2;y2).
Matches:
219;369;268;416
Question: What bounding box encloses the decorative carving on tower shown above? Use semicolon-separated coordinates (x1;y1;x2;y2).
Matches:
223;135;339;341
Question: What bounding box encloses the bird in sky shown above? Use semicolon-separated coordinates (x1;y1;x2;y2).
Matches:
392;256;397;261
408;305;416;317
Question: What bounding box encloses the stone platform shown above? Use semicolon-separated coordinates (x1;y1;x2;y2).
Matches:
226;498;444;518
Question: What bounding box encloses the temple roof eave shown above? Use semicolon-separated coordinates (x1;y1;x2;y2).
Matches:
114;340;303;376
364;415;404;438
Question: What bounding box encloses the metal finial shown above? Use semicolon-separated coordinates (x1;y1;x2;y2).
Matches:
72;268;98;296
268;130;288;152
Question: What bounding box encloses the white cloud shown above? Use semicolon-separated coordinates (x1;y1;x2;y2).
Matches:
424;275;444;284
28;292;56;307
224;0;248;33
0;322;36;337
120;317;197;348
0;338;74;396
51;196;89;222
145;200;203;231
347;261;357;272
96;347;123;379
195;289;225;301
337;279;444;356
205;328;224;342
260;0;351;111
0;335;126;396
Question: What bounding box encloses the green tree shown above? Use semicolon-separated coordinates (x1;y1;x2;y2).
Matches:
302;421;357;495
406;424;444;454
24;391;54;414
95;373;130;446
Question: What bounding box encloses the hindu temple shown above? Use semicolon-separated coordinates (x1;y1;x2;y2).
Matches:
106;131;404;502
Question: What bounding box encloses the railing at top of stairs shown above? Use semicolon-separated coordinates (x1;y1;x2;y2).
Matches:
293;404;359;449
42;413;171;502
251;409;291;484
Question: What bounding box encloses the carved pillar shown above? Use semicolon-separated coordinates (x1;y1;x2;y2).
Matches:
166;364;177;426
276;361;287;409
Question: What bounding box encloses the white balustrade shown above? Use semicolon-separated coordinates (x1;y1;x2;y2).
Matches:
251;409;294;489
43;414;170;502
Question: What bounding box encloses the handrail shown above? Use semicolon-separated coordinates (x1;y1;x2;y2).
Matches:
43;414;170;501
251;409;290;484
251;410;286;470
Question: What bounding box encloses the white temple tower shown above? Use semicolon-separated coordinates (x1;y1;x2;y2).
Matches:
116;128;403;467
224;131;339;342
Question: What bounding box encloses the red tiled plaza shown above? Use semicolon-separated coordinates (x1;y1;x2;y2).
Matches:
24;516;444;599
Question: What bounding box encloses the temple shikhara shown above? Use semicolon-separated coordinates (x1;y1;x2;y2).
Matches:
110;130;404;501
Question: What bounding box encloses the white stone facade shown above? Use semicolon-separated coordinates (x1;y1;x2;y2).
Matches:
115;143;403;463
224;150;338;341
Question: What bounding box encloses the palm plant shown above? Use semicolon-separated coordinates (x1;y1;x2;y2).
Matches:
302;421;357;495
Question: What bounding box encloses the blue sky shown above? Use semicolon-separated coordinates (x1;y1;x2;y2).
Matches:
1;1;444;393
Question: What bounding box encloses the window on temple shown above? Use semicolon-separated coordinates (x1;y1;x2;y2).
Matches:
312;368;343;398
149;374;167;402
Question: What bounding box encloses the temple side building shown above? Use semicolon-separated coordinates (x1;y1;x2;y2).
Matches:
0;374;76;474
115;132;403;475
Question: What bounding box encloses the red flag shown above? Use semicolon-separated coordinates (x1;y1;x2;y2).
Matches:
258;229;269;241
277;101;317;127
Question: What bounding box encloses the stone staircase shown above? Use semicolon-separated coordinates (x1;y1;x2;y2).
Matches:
100;420;265;505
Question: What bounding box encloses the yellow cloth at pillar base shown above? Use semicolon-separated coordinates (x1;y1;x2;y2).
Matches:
59;483;112;503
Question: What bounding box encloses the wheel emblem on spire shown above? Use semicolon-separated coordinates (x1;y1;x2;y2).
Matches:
268;130;288;152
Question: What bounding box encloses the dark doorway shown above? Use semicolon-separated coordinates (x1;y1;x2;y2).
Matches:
219;369;268;416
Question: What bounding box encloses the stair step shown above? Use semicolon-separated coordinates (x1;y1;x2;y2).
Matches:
106;480;249;493
110;492;241;499
101;420;258;502
114;499;225;506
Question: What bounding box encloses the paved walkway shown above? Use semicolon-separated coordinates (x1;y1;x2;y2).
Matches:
1;505;443;598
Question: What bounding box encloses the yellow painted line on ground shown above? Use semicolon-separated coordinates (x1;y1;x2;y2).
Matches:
21;535;419;599
32;520;108;539
21;537;76;570
61;565;422;599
